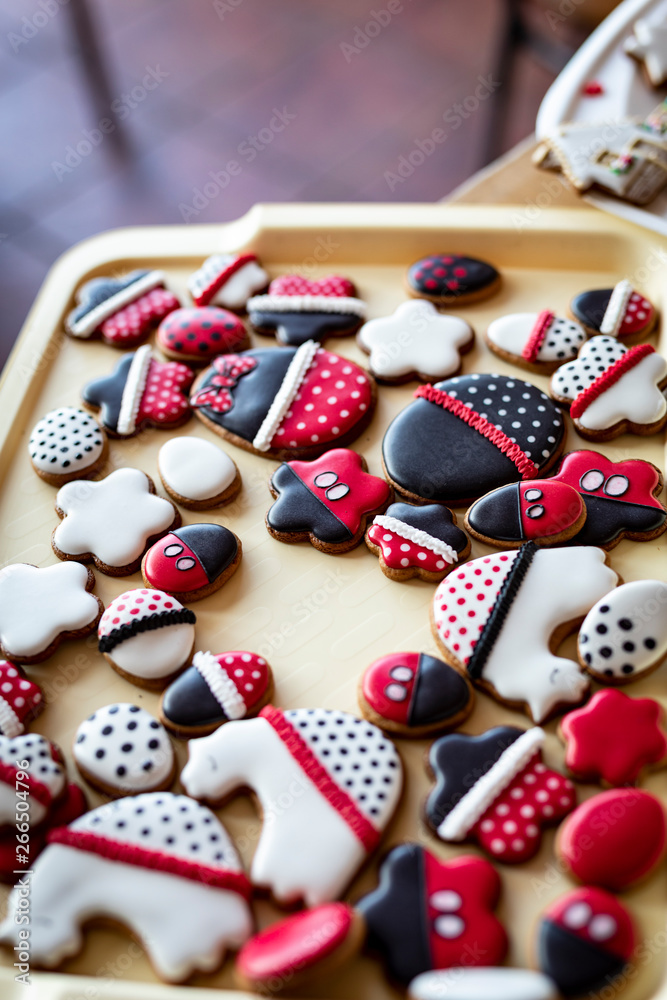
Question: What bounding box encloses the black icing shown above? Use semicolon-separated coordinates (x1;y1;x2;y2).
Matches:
82;353;134;432
99;608;196;655
570;494;667;547
386;502;469;553
68;270;152;329
537;919;626;997
408;653;471;727
570;289;613;333
161;666;227;729
249;310;361;347
170;523;238;581
407;254;499;299
267;463;352;543
466;484;523;542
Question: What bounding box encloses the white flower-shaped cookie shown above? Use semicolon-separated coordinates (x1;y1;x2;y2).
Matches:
357;300;473;382
53;467;178;574
625;19;667;86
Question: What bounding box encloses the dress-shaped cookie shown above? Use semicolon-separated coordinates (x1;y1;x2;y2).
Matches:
248;275;366;346
366;502;470;581
188;253;269;309
570;280;657;341
66;270;179;347
485;311;586;373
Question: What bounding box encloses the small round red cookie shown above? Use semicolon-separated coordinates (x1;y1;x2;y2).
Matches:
156;306;249;365
141;523;241;602
570;280;658;342
365;502;470;582
406;253;501;305
464;479;586;548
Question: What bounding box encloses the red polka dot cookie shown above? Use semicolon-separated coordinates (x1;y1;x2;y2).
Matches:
248;274;366;346
570;280;658;342
406;253;501;305
65;270;179;347
156;306;249;364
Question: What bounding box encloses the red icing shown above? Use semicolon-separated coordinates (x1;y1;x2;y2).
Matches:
137;358;193;428
236;902;354;981
545;887;635;961
518;481;584;540
583;80;604;95
434;552;517;663
570;343;655;420
620;291;654;335
551;450;664;509
561;689;667;785
190;354;258;413
99;288;179;346
208;653;270;713
287;449;390;534
0;760;56;808
361;652;420;726
156;307;246;360
0;781;86;880
522;310;555;362
193;253;258;306
424;851;507;970
142;533;209;593
0;661;42;732
268;275;356;298
366;524;452;574
557;789;666;891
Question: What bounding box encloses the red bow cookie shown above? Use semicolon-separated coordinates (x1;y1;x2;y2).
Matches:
190;354;258;413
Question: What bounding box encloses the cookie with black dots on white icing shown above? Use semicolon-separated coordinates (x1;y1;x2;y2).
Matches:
73;704;175;797
485;312;586;374
29;407;107;486
406;253;501;305
570;280;658;342
578;580;667;684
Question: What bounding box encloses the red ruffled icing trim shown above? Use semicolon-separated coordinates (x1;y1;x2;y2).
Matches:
47;828;252;898
522;310;554;362
0;760;54;807
414;385;538;479
259;706;380;851
199;253;258;304
570;344;655;420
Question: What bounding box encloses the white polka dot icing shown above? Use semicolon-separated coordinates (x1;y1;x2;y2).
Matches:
487;313;586;364
29;407;105;478
578;580;667;681
74;704;174;793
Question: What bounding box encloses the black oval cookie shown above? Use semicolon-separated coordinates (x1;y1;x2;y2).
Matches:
406;254;500;305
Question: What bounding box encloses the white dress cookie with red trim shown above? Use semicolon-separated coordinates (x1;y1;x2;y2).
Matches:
188;253;269;310
570;280;658;341
66;270;180;348
0;662;42;737
248;275;367;347
0;733;66;827
182;706;403;907
485;312;586;373
0;793;253;982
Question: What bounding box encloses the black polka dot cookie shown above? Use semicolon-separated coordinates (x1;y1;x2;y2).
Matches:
406;253;501;305
73;703;175;796
29;407;107;486
382;374;565;505
485;311;586;374
570;280;658;342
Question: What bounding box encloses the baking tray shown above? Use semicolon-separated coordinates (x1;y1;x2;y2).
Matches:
0;204;665;1000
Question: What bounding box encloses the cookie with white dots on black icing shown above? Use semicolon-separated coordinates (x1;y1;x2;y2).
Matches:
29;407;107;486
465;479;587;548
182;706;403;907
570;280;658;342
406;253;501;305
485;311;586;373
73;704;175;797
365;502;470;581
141;523;242;602
382;373;565;506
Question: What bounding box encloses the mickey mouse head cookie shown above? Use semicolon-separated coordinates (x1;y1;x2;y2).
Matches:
248;274;366;346
570;280;657;341
485;311;586;373
66;270;179;347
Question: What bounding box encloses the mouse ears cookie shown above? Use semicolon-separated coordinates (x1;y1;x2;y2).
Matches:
382;374;565;505
406;253;501;305
570;279;657;341
485;311;586;373
66;269;179;347
465;479;586;548
248;275;366;346
188;253;269;309
366;502;470;581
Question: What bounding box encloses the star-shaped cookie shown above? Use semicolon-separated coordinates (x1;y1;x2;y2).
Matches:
357;300;474;383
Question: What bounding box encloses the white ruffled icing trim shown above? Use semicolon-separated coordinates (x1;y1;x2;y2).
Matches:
69;270;166;338
600;280;633;337
252;340;319;452
247;294;366;317
372;514;459;564
117;345;152;436
0;697;22;739
437;728;545;841
193;650;246;720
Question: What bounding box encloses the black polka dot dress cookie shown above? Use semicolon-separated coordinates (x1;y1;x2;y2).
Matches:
485;312;586;374
29;407;107;486
406;253;501;305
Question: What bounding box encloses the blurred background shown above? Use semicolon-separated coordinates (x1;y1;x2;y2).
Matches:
0;0;617;367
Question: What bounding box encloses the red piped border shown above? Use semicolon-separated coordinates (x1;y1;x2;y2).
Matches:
522;310;554;363
260;706;380;852
195;253;258;306
0;761;54;807
570;344;655;420
414;385;538;480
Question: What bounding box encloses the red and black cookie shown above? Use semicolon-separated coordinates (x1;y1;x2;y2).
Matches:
365;502;470;582
358;651;473;737
536;888;636;997
570;281;657;342
465;480;586;548
406;254;501;305
247;275;366;347
66;270;179;348
156;307;248;364
141;523;241;602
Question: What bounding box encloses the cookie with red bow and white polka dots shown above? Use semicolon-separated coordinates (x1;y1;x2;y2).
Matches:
0;661;43;737
156;306;249;365
485;311;586;373
406;253;501;305
570;280;658;342
425;726;575;864
188;252;269;309
248;274;366;346
365;502;470;582
65;270;180;347
82;345;194;437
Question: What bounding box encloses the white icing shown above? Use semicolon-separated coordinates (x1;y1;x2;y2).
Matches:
29;407;105;476
578;579;667;680
193;651;246;720
0;733;66;826
252;340;318;452
69;271;166;338
117;344;152;436
408;968;558;1000
486;313;585;363
625;19;667;87
73;704;174;792
437;728;544;841
54;468;176;568
0;698;22;739
358;300;473;379
372;514;459;563
0;562;100;659
99;589;187;637
109;626;194;681
248;294;366;317
211;261;269;309
158;437;237;501
600;280;633;336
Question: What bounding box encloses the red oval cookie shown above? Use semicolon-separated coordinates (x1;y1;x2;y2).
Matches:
157;307;247;363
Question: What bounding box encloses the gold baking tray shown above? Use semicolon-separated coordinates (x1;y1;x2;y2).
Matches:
0;205;665;1000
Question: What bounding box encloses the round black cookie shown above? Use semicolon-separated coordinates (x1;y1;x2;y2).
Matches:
406;254;500;305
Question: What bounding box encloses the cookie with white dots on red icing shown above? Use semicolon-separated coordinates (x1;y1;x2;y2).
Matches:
248;275;366;347
0;661;43;737
160;650;273;737
29;406;107;486
82;345;194;437
357;843;507;986
570;280;658;342
188;253;269;310
366;502;470;582
406;253;501;305
181;706;403;907
358;652;473;738
190;342;376;459
425;726;575;864
382;373;565;506
141;523;242;602
431;544;618;723
156;306;249;365
464;479;587;548
535;887;636;998
65;270;180;348
549;335;667;440
485;311;587;373
0;792;254;982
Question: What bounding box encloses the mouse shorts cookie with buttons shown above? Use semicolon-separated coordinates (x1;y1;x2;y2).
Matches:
366;502;470;582
189;252;269;309
248;275;366;346
485;311;586;373
406;253;501;305
29;406;107;486
570;280;658;341
465;479;586;548
156;306;249;364
142;523;242;602
65;269;180;348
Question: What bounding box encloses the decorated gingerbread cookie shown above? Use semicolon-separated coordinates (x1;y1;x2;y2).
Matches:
0;561;103;664
190;343;376;459
142;523;241;602
624;19;667;86
158;436;241;509
29;406;107;486
365;502;470;581
431;544;618;723
406;254;501;305
65;270;179;347
485;312;586;373
425;726;575;863
358;844;507;986
548;450;667;548
160;650;273;737
465;479;586;548
357;300;474;383
0;661;42;737
52;468;180;576
73;703;175;796
247;275;366;346
82;345;193;437
267;448;391;553
189;252;269;309
0;733;68;827
382;374;565;505
358;651;473;738
182;706;403;907
570;280;658;341
549;336;667;440
98;589;196;689
0;777;86;883
0;793;253;982
156;306;248;364
408;969;558;1000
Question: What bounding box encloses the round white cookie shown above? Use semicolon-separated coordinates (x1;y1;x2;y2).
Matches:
29;407;106;484
158;437;239;508
74;703;174;795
